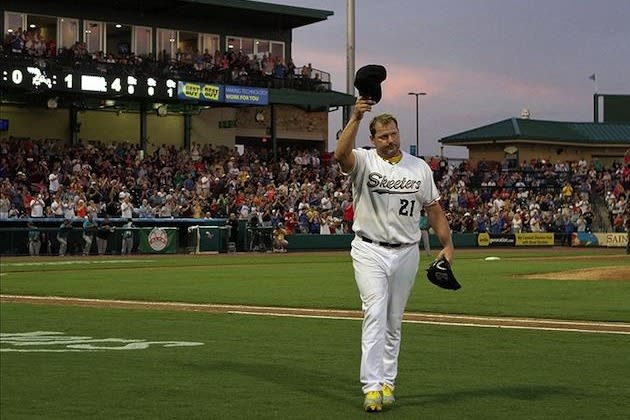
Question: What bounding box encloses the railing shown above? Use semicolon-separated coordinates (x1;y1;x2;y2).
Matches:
0;52;333;94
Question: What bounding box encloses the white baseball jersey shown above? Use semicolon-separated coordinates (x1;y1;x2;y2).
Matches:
347;148;439;244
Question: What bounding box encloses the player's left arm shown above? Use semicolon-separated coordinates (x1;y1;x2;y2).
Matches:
425;201;454;264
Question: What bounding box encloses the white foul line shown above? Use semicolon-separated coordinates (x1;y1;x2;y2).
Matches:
227;311;630;335
2;295;629;335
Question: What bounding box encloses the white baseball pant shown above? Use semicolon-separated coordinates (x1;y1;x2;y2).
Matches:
350;236;419;393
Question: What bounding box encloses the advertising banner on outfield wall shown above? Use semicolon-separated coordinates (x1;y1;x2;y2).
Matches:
477;233;516;247
574;232;628;247
515;233;555;246
478;233;554;247
138;227;178;253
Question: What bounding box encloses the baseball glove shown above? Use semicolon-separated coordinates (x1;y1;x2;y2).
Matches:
426;257;461;290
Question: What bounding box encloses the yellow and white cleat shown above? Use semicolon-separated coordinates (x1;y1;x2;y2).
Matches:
382;384;395;407
363;390;383;412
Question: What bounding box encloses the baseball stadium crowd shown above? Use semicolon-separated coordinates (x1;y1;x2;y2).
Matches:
1;136;629;238
5;29;627;241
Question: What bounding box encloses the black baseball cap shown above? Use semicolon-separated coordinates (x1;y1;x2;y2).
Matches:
354;65;387;103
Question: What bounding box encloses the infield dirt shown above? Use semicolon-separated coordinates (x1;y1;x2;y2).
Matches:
517;266;630;281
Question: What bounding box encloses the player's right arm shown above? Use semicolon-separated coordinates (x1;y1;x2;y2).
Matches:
334;97;374;173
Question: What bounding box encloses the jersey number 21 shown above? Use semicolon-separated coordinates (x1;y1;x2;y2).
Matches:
399;199;416;217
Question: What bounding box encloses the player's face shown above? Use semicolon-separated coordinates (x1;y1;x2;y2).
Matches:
371;121;401;159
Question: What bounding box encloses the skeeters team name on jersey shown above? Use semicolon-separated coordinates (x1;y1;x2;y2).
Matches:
366;172;422;194
348;148;439;244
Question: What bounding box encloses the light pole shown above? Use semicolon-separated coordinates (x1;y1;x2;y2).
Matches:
408;92;427;156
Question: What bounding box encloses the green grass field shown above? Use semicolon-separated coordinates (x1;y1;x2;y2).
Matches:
1;248;629;419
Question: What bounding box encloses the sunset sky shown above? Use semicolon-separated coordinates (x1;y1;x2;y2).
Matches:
271;0;630;158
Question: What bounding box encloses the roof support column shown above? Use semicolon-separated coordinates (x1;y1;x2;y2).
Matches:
343;0;355;128
140;103;148;152
271;104;277;162
184;107;191;150
69;105;79;145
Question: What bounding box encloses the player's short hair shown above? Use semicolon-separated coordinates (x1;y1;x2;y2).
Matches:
369;113;399;137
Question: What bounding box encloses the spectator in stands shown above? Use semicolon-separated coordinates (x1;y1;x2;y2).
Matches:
48;168;60;193
475;213;488;233
319;211;332;234
286;58;296;86
301;63;312;79
561;182;574;202
29;193;45;218
0;192;10;219
10;27;25;53
272;58;286;87
120;195;133;219
75;199;88;218
562;217;575;246
341;195;354;233
136;199;153;218
575;213;587;233
511;212;523;233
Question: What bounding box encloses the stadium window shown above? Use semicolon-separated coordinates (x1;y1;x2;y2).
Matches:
4;11;25;36
134;26;152;56
270;41;284;61
255;40;270;57
241;38;254;55
55;17;79;48
226;36;238;51
84;21;103;53
157;28;177;60
22;14;58;48
201;33;219;54
226;36;254;54
178;31;198;56
58;17;78;49
105;22;131;56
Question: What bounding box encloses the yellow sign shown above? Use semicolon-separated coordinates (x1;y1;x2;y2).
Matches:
603;233;628;248
515;233;554;246
181;83;201;99
477;232;490;247
202;85;220;101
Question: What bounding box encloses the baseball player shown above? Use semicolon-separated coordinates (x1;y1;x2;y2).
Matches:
335;96;454;412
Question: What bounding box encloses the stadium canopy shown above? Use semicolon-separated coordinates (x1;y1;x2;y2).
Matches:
441;118;630;146
176;0;334;28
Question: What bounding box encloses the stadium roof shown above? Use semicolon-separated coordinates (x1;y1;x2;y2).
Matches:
270;89;355;109
440;118;630;146
177;0;334;28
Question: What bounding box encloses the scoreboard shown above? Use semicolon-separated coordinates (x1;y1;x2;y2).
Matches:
1;64;178;101
1;62;269;105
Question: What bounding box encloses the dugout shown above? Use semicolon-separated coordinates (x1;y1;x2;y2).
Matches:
0;217;237;255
